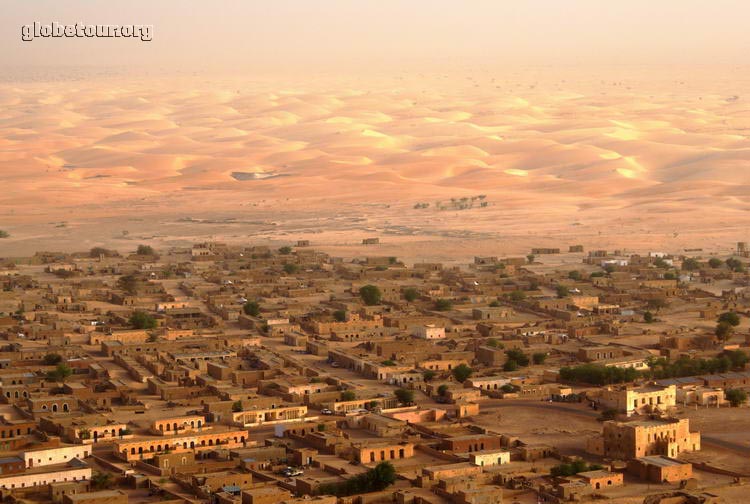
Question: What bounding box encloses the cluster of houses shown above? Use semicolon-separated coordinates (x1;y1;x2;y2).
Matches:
0;241;747;504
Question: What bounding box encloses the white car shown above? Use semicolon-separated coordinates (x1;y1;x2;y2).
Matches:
321;408;333;415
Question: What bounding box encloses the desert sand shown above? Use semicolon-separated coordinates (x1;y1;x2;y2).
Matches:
1;66;748;263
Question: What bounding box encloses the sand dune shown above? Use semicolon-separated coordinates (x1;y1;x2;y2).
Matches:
0;69;748;258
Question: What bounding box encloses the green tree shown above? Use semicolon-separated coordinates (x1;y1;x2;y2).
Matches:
333;310;347;322
555;285;570;298
559;364;639;385
682;258;700;271
708;257;723;268
0;230;9;239
422;370;436;381
526;254;535;264
359;285;382;305
647;298;669;312
503;360;519;372
724;349;749;369
551;461;602;477
437;384;449;397
726;389;748;407
718;312;741;327
434;299;453;311
644;311;655;323
532;352;547;365
130;310;157;329
47;363;73;383
403;288;419;302
645;355;740;379
117;273;138;295
283;263;299;274
452;364;473;383
278;246;292;255
505;349;530;367
243;301;260;317
716;322;734;342
43;353;63;366
232;401;243;412
136;244;155;255
371;460;397;488
726;258;745;273
508;290;526;303
341;390;356;401
89;247;114;258
568;270;581;281
91;472;113;490
394;388;414;405
318;462;396;496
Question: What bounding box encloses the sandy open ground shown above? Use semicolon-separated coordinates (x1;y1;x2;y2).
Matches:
1;66;748;262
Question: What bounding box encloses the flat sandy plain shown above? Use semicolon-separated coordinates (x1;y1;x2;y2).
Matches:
1;66;748;262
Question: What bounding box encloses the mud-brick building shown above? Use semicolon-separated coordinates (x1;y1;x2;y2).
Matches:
587;418;700;460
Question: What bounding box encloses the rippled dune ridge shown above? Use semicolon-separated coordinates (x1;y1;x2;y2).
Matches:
0;69;748;258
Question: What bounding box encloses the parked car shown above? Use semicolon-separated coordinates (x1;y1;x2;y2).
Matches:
321;408;333;415
281;467;304;477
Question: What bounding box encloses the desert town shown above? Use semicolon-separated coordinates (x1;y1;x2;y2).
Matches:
0;239;748;504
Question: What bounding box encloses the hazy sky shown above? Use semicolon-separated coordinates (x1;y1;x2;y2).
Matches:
2;0;749;72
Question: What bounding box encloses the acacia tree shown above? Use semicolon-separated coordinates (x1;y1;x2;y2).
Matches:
718;312;741;326
681;258;700;271
91;472;113;490
452;364;473;383
726;389;748;407
532;352;547;365
434;299;453;311
136;244;155;255
508;290;526;302
647;298;669;313
394;389;414;405
716;322;734;342
47;363;73;383
43;353;63;365
130;310;156;329
403;288;419;302
359;285;382;305
243;301;260;316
